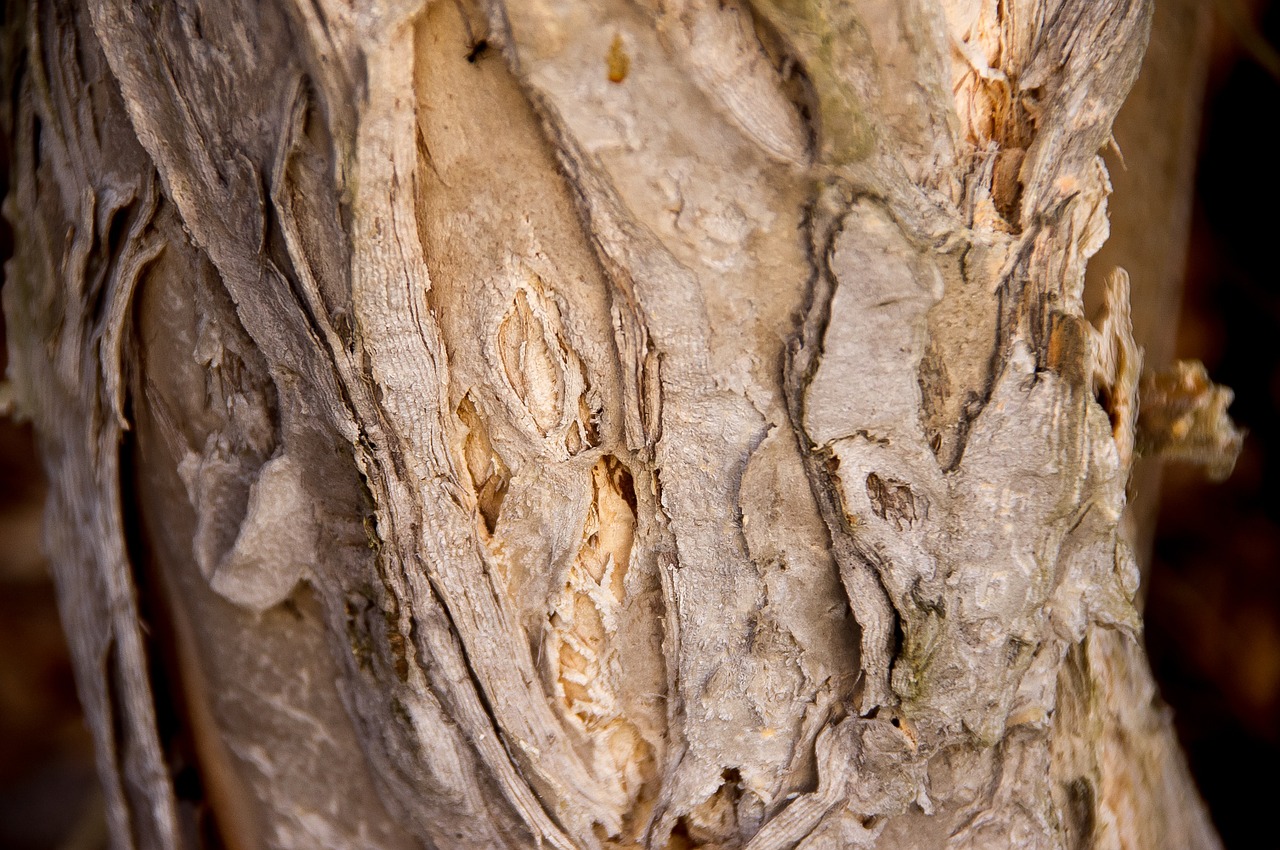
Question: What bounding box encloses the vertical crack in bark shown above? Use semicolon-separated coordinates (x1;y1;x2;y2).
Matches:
120;404;236;850
265;73;357;373
782;192;899;716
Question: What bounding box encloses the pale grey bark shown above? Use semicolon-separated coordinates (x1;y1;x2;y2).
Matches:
1;1;1233;848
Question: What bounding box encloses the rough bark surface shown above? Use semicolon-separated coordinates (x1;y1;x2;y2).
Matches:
1;0;1228;848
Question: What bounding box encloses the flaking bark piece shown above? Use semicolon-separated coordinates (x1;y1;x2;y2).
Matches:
1138;360;1245;481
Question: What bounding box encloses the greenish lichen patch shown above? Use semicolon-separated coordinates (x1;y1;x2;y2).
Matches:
747;0;876;164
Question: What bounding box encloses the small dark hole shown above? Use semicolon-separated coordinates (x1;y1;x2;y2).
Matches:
466;39;489;63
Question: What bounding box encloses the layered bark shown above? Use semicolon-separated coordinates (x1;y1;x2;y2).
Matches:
1;0;1229;848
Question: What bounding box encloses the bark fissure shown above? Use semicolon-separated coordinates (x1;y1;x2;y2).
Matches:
784;191;899;716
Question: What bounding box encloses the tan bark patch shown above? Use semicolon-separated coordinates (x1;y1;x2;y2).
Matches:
548;456;654;835
457;394;511;534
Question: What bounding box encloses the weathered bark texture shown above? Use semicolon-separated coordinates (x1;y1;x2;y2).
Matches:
1;0;1236;848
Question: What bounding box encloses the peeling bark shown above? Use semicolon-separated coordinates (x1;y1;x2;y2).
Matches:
1;0;1235;848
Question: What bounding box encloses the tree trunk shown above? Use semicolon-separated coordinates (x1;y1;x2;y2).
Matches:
0;0;1235;848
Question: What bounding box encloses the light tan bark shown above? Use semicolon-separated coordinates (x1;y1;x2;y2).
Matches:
1;0;1232;848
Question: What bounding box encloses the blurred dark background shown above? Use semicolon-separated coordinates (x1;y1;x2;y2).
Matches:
1144;2;1280;847
0;206;103;842
2;4;1279;849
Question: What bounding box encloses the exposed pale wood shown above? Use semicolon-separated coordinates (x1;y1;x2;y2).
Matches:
1;0;1227;848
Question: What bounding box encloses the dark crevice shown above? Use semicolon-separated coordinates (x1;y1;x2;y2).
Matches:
668;817;694;848
84;197;138;335
262;79;362;427
466;38;489;63
740;0;820;163
936;238;1036;473
384;606;410;683
102;638;147;850
1064;776;1097;850
260;163;333;356
610;454;638;516
121;389;227;850
781;192;901;713
101;637;128;792
889;610;905;668
30;113;42;171
104;199;131;258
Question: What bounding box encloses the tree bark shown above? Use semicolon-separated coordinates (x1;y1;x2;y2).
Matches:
0;0;1231;848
